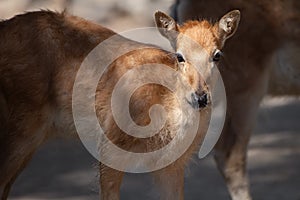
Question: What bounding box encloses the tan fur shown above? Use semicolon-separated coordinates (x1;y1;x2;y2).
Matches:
0;11;213;199
0;10;237;200
171;0;300;200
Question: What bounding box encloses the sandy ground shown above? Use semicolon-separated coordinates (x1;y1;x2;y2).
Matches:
7;97;300;200
0;1;299;199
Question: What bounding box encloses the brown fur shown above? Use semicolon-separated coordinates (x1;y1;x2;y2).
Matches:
0;9;239;200
171;0;300;200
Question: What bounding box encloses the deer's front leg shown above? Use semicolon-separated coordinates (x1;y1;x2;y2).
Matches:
214;127;252;200
214;94;263;200
99;163;124;200
153;164;184;200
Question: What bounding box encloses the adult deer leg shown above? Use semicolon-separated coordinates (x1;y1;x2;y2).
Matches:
1;152;34;200
214;93;263;200
99;163;124;200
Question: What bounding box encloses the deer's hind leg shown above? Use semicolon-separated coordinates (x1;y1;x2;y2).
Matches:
0;142;41;200
0;151;35;200
0;111;50;199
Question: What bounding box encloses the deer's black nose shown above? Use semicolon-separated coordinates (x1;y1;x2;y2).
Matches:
197;93;208;108
191;92;209;109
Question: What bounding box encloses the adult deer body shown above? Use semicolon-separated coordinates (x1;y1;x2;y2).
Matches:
171;0;300;200
0;10;239;199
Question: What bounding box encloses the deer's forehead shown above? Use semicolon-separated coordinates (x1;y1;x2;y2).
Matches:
179;21;218;53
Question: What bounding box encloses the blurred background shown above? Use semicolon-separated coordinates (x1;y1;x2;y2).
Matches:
0;0;173;31
0;0;299;200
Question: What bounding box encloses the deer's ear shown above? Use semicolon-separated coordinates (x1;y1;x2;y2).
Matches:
154;11;179;44
217;10;240;47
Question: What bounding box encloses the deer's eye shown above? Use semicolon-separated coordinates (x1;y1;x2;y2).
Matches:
176;53;185;63
213;49;222;62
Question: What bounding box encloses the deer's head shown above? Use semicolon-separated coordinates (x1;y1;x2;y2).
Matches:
155;10;240;110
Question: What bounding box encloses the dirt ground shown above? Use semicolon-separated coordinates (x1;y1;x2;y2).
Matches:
0;1;299;199
7;97;300;200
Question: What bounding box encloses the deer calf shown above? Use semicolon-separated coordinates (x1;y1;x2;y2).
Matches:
0;10;239;199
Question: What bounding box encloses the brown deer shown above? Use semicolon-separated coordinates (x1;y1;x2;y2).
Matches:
0;10;239;199
171;0;300;200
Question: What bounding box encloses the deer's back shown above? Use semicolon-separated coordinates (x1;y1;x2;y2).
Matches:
0;10;119;141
